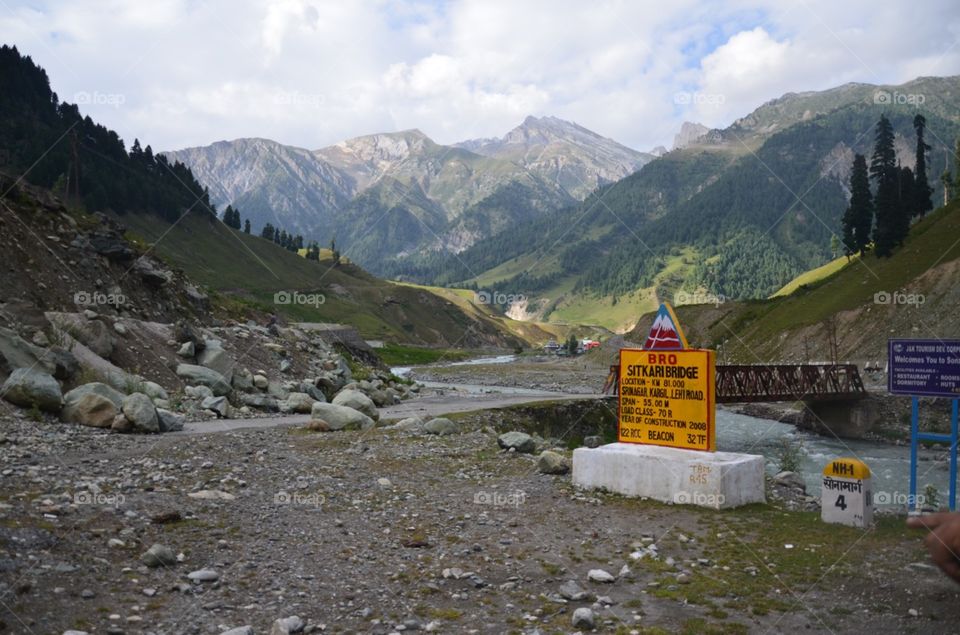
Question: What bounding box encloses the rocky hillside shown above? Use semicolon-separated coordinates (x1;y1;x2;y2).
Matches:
161;138;354;239
456;115;654;199
0;174;210;331
164;117;654;274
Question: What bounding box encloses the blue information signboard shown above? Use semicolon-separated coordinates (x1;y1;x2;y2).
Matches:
889;339;960;511
888;339;960;398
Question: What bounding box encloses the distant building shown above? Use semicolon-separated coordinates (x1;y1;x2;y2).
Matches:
543;339;560;353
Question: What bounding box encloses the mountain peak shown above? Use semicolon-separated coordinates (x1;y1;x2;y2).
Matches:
454;116;653;200
672;122;710;150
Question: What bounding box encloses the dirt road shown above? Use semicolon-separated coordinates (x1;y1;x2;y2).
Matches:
179;388;602;434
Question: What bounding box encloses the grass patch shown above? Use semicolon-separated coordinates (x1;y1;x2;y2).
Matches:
376;344;474;366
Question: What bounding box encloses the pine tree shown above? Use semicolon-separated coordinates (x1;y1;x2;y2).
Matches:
243;219;250;234
871;115;903;257
899;165;915;226
912;115;933;217
261;223;275;240
331;237;341;266
842;154;873;257
954;139;960;201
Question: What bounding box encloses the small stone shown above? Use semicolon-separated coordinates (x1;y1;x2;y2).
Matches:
221;628;254;635
422;417;457;435
908;608;919;617
80;589;95;599
559;579;587;601
497;431;536;453
107;538;125;548
141;544;177;568
583;435;602;448
270;615;305;634
587;569;615;583
572;607;595;629
537;450;570;474
187;569;219;583
188;489;236;501
377;477;392;487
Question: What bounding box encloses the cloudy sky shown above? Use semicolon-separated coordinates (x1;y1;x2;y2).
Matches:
3;0;959;152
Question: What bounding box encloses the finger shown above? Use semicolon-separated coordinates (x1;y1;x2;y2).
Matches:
908;512;954;529
941;558;960;584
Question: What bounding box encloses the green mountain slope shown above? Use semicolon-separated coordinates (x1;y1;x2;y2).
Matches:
629;199;960;362
430;76;960;331
121;212;535;348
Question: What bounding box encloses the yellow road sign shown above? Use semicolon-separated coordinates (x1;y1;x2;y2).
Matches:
822;457;871;480
618;348;716;451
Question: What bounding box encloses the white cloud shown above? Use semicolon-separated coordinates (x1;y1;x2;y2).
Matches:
0;0;957;152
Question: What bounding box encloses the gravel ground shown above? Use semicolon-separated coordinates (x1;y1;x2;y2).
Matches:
409;357;612;395
2;396;960;635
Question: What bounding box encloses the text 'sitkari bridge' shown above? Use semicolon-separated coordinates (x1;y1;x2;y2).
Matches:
714;363;868;404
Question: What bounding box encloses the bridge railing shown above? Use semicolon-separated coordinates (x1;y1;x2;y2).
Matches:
715;363;867;404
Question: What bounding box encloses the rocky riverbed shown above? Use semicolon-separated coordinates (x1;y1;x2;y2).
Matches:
2;401;958;634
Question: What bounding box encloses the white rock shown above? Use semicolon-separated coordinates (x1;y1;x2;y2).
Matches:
587;568;615;583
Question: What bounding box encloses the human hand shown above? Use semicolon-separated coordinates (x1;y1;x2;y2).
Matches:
907;512;960;583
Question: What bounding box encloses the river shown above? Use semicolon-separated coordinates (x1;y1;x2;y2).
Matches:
395;355;953;509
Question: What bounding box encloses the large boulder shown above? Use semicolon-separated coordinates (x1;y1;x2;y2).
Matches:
423;417;458;436
332;389;379;421
0;326;77;379
537;450;571;475
197;340;235;382
176;364;231;396
141;381;168;401
156;408;185;432
200;395;229;418
309;402;374;431
232;369;254;393
239;393;279;412
1;368;62;412
121;393;159;433
297;382;326;403
74;319;115;358
185;384;214;399
498;431;536;453
284;392;316;414
132;257;172;286
62;393;117;427
63;382;125;408
391;417;425;432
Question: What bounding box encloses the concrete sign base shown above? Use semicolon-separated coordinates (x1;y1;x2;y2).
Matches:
572;443;766;509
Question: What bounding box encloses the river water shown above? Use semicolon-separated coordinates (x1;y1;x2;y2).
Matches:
394;356;953;509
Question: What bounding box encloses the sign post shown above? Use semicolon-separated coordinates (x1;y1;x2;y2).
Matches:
618;348;716;451
821;458;873;527
888;339;960;511
618;302;716;451
573;303;765;509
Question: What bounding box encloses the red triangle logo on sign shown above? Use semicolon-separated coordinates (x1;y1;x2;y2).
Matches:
643;303;689;350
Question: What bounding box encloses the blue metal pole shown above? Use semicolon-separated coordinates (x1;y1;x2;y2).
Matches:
910;396;919;512
951;399;959;511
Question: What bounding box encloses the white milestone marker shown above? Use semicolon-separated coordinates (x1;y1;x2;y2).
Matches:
821;458;873;528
